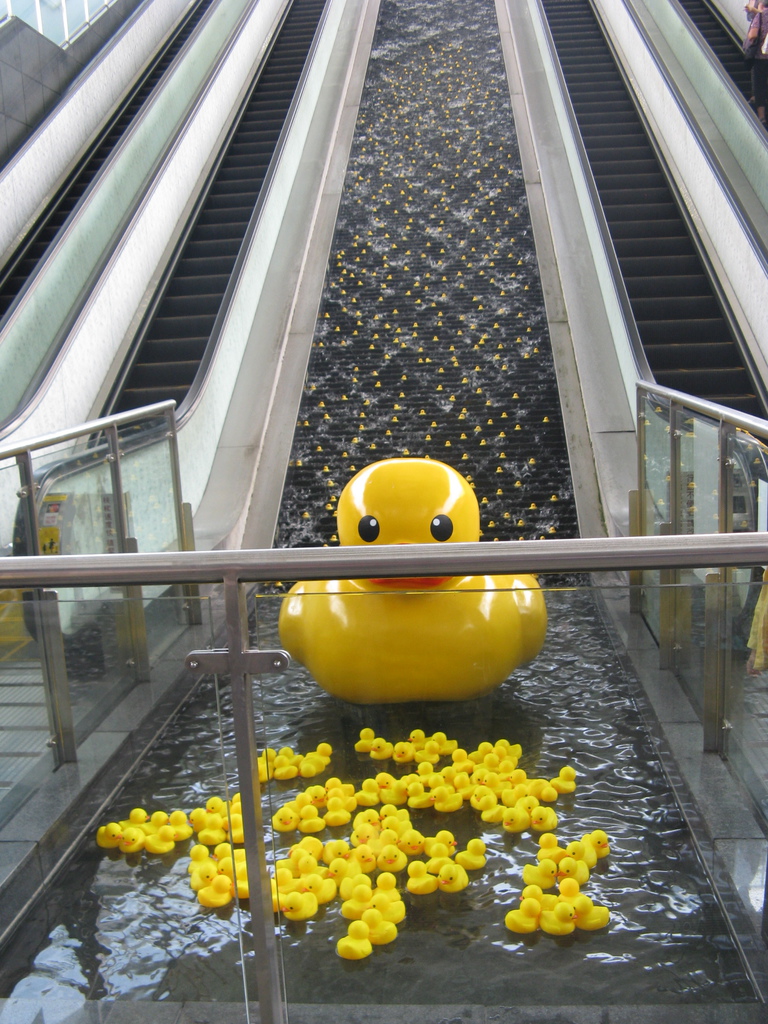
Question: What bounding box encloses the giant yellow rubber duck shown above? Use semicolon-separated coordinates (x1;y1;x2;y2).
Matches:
279;459;547;703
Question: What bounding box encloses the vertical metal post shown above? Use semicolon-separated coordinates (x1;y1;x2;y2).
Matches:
124;537;150;682
60;0;69;41
628;489;641;612
37;590;76;764
223;574;286;1024
16;451;41;556
32;0;42;33
164;406;188;555
659;522;676;670
703;570;725;752
181;502;202;626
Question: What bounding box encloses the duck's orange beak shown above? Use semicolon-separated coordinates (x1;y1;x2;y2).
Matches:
369;575;451;589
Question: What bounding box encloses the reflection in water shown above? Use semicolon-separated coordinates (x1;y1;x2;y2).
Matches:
0;590;756;1007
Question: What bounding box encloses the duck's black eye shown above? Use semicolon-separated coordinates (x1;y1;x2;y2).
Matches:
430;514;453;541
358;515;380;542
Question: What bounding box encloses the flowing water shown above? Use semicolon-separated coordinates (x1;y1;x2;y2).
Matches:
0;588;756;1008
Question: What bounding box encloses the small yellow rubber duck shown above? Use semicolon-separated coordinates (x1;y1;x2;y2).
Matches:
376;844;408;873
407;861;438;895
96;823;122;849
118;826;145;854
455;838;487;871
168;810;193;841
354;728;376;753
573;894;610;930
536;832;567;864
369;737;394;760
437;862;469;893
540;901;576;936
529;806;559;832
557;855;589;886
549;766;577;794
370;891;405;923
362;907;398;945
505;897;541;934
339;872;372;901
198;874;234;908
337;920;372;960
118;808;148;831
144;824;177;855
280;890;318;921
355;779;381;807
522;858;558;890
341;882;374;920
582;829;610;860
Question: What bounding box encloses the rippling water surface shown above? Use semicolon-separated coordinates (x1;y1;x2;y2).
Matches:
0;589;756;1007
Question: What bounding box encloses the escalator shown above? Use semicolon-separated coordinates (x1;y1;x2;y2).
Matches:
0;0;217;320
675;0;754;102
540;0;766;418
106;0;327;414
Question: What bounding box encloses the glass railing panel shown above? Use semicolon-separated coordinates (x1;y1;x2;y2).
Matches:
676;407;720;536
117;416;181;555
244;577;759;1016
0;590;249;1011
0;587;213;817
640;392;671;535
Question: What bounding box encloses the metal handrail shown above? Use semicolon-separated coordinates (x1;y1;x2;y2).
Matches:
2;531;767;588
638;381;768;441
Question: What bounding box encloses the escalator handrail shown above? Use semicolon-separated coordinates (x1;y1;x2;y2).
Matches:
102;0;326;418
0;0;268;443
171;0;336;428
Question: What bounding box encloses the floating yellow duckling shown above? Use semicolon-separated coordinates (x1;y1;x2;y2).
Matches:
280;890;318;921
337;920;372;960
341;882;374;920
144;825;177;855
339;872;372;901
529;805;559;832
540;901;576;936
370;890;405;923
118;808;148;832
558;855;590;886
522;858;558;890
302;872;337;905
455;838;487;871
407;860;439;894
355;779;381;807
198;874;233;908
118;826;145;855
582;828;610;860
96;823;122;849
168;810;193;841
573;893;610;930
361;907;398;945
437;862;469;893
536;832;567;864
376;844;407;873
354;728;376;752
505;897;541;934
278;459;547;703
550;766;577;794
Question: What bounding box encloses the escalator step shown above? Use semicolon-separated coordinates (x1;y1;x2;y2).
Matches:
624;274;714;299
638;318;730;344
